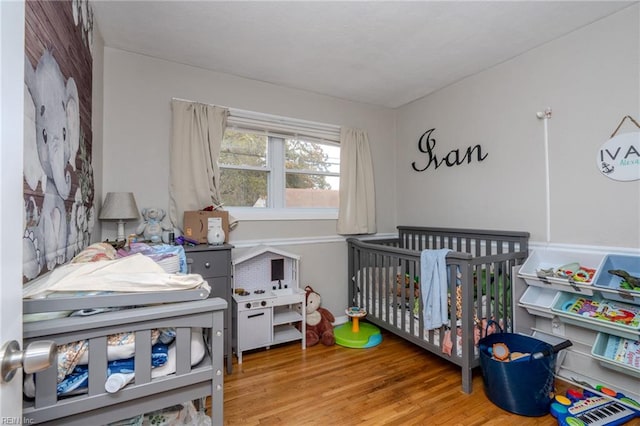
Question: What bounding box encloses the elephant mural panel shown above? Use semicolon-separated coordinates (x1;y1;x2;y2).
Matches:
24;51;75;277
23;0;95;281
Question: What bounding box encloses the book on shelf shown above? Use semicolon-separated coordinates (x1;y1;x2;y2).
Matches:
604;335;640;369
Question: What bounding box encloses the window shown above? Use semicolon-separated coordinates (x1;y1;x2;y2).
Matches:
219;110;340;217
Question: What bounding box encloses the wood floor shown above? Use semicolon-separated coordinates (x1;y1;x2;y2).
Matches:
221;330;568;425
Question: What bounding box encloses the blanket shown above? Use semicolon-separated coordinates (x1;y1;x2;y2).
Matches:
420;249;451;330
23;254;209;299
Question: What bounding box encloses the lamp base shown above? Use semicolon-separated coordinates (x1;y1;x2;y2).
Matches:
116;220;126;242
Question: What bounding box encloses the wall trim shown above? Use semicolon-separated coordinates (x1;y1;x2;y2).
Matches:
230;235;640;256
529;240;640;256
229;232;397;248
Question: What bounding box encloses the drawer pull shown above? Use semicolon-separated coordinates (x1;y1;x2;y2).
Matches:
205;262;211;269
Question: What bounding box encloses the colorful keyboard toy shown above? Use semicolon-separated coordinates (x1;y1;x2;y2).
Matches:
551;387;640;426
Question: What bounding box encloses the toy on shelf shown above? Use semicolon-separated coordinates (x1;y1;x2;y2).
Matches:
560;296;640;327
334;306;382;348
550;386;640;426
136;207;173;243
608;270;640;292
536;262;597;284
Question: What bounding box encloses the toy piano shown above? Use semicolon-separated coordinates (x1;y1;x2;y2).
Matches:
551;387;640;426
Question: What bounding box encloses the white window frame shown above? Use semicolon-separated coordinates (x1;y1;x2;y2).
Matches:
222;109;340;221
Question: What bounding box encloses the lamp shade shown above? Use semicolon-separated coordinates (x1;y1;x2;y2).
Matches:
99;192;140;221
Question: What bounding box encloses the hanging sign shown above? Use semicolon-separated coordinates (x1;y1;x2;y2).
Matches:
598;116;640;181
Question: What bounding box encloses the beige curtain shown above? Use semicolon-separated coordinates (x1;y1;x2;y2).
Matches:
169;99;228;230
337;127;376;235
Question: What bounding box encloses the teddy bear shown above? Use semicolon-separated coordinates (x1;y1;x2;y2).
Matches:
395;273;420;300
301;285;335;347
136;207;173;243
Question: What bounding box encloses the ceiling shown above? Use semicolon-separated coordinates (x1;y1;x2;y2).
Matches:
93;1;635;108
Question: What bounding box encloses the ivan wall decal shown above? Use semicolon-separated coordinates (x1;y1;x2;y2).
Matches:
412;128;488;172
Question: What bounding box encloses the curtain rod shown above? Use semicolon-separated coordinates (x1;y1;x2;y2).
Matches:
171;97;231;110
170;97;341;133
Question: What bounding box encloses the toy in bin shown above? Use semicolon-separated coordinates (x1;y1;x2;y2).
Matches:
551;385;640;426
489;339;572;363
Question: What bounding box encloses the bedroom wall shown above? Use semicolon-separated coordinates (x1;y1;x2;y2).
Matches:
396;5;640;249
101;48;397;315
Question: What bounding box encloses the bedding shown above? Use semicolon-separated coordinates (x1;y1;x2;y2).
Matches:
23;254;208;299
24;327;207;397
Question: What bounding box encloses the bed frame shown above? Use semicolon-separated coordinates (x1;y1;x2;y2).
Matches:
347;226;529;393
22;292;226;425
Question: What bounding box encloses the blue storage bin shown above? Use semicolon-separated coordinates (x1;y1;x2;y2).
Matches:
593;254;640;305
478;332;558;416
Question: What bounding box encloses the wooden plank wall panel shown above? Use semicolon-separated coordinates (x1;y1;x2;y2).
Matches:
23;0;95;280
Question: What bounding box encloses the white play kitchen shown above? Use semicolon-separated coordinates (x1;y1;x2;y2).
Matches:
231;246;306;363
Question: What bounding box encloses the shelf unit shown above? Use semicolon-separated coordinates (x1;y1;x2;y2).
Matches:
513;250;640;405
232;294;305;363
273;303;305;344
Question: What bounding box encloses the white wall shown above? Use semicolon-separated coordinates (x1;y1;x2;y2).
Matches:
396;6;640;248
101;48;397;314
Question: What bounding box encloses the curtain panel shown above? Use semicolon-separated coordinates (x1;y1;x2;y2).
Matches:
337;128;376;235
169;100;228;230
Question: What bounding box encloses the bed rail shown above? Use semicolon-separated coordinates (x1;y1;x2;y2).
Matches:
22;298;227;426
397;226;529;256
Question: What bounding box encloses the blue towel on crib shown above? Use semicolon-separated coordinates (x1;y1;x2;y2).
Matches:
420;249;451;330
56;343;169;395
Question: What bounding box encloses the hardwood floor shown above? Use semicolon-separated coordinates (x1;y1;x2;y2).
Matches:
222;330;568;425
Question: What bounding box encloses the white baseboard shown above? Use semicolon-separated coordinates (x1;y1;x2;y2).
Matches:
333;315;349;326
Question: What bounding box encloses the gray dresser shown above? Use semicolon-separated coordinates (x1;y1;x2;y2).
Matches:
185;243;233;373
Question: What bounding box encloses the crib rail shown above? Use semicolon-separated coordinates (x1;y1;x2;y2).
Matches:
22;298;227;426
398;226;529;257
346;226;529;394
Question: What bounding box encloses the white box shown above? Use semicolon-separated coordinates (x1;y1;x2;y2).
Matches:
519;286;560;318
591;332;640;378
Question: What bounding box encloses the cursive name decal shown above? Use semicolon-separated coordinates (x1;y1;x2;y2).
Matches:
412;128;488;172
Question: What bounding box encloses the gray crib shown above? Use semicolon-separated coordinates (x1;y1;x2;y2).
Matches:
347;226;529;393
22;291;226;425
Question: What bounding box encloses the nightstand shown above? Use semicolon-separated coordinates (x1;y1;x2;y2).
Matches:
185;244;233;374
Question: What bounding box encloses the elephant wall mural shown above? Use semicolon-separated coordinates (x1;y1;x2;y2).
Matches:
23;0;95;281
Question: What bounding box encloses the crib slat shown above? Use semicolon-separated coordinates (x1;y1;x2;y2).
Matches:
176;327;191;375
34;363;58;408
135;330;152;384
88;336;108;395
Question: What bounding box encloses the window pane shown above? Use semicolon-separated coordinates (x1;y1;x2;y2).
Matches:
220;169;268;207
285;173;339;208
220;130;267;167
285;139;340;174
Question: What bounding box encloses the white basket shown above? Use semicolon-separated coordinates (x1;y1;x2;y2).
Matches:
519;248;604;295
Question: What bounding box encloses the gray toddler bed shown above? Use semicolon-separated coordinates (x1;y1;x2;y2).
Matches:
347;226;529;393
22;290;226;425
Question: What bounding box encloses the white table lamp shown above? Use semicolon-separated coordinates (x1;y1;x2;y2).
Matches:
99;192;140;241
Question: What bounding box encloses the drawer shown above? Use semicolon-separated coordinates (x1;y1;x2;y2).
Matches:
207;276;230;301
187;251;230;277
